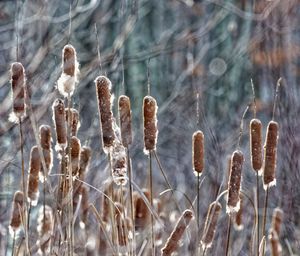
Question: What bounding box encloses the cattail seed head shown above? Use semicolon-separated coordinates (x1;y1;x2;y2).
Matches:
263;121;279;189
9;191;24;234
192;130;204;175
269;229;282;256
65;108;80;136
52;99;67;150
250;118;263;173
118;95;133;147
271;207;283;236
201;201;222;249
9;62;26;122
37;205;53;255
70;136;81;176
27;146;41;206
227;150;244;213
134;189;151;230
95;76;115;152
234;197;243;231
110;140;127;186
161;209;193;256
39;125;53;180
79;146;92;179
143;96;158;153
57;44;79;97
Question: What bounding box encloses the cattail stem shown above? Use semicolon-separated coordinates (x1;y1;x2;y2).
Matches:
11;231;16;256
262;186;269;239
27;202;31;229
202;247;207;256
197;172;200;239
225;216;232;256
256;173;260;256
272;78;282;121
149;150;155;256
250;79;257;118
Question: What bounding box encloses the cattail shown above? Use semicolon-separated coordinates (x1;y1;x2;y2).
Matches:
9;62;26;122
234;196;243;230
118;95;133;147
161;209;193;256
143;96;158;153
201;201;222;249
250;118;263;173
52;99;67;150
70;136;81;176
27;146;41;206
57;44;79;97
37;205;53;255
9;191;24;234
192;130;204;176
95;76;115;151
271;208;283;236
134;189;151;230
65;108;80;136
79;146;91;179
39;125;53;181
227;150;244;213
263;121;279;189
269;229;282;256
110;140;127;186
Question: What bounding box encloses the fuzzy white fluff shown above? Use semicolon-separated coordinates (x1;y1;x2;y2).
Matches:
57;74;77;97
226;199;240;214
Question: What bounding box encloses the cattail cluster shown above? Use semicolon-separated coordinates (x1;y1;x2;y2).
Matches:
143;96;158;153
27;146;41;206
192;130;204;176
52;99;67;150
70;136;81;176
9;191;24;234
39;125;53;181
134;189;151;230
65;108;80;136
201;201;222;249
227;150;244;213
110;140;127;186
9;62;26;122
250;118;263;173
57;44;79;97
161;209;193;256
95;76;115;151
37;205;53;255
118;95;133;147
263;121;279;189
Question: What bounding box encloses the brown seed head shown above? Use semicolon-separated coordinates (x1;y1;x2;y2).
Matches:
65;108;80;136
269;229;282;256
63;45;77;77
143;96;158;153
79;146;92;179
201;201;222;249
263;121;279;189
110;141;127;186
95;76;115;151
27;146;41;206
271;207;283;236
10;62;26;119
161;209;193;256
9;191;24;233
118;95;133;147
134;189;151;230
192;130;204;175
52;99;67;149
234;197;243;230
250;118;263;172
37;205;53;254
39;125;53;179
70;136;81;176
227;150;244;213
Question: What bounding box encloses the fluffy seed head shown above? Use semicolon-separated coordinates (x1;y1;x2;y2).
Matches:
192;130;204;175
79;146;92;179
65;108;80;136
161;210;193;256
37;205;53;255
201;201;222;249
271;207;283;236
250;118;263;172
263;121;279;189
39;125;53;180
9;191;24;234
10;62;26;121
95;76;115;151
234;197;244;231
27;146;41;206
52;99;67;149
134;189;151;230
110;140;127;186
70;136;81;176
227;150;244;213
118;95;133;147
143;96;158;153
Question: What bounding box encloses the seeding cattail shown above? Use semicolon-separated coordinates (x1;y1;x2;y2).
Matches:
118;95;133;147
134;189;151;230
70;136;81;176
192;130;204;176
161;209;193;256
9;191;24;234
143;96;158;153
263;121;279;189
39;125;53;180
110;140;127;186
271;208;283;236
95;76;115;151
57;44;79;97
37;205;53;255
201;201;222;249
250;118;263;173
9;62;26;122
234;197;243;231
269;229;282;256
27;146;41;206
52;99;67;150
65;108;80;136
227;150;244;213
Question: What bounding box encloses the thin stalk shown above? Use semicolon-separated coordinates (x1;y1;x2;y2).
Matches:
202;247;207;256
149;151;155;256
256;173;259;256
197;172;200;249
27;202;31;229
262;186;269;239
225;216;232;256
11;232;16;256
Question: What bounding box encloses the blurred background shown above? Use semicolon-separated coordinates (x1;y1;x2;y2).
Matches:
0;0;299;255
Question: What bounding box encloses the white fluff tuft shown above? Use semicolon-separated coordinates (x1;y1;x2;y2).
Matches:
226;200;240;214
